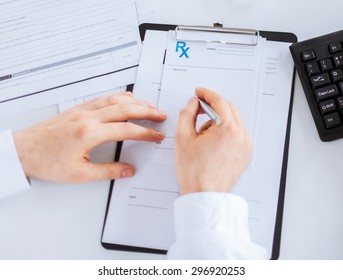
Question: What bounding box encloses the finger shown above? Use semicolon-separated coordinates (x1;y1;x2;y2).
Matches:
79;92;152;110
96;103;167;123
195;87;236;125
81;162;136;181
175;96;199;140
79;92;133;110
93;122;165;144
198;119;214;133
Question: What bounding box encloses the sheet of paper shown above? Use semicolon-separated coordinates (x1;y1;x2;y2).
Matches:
58;87;126;112
0;0;141;118
102;30;175;250
232;41;294;255
159;31;266;163
102;29;294;258
56;0;160;111
135;0;160;24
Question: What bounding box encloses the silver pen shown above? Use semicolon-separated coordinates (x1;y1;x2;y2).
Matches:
198;98;222;125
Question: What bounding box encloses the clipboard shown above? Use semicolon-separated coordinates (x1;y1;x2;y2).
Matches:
101;23;297;259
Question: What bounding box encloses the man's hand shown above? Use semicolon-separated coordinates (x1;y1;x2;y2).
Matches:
13;92;167;183
175;88;252;194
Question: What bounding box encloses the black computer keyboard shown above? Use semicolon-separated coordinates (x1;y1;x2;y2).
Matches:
290;30;343;141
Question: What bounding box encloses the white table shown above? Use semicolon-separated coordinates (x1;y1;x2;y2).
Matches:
1;0;343;259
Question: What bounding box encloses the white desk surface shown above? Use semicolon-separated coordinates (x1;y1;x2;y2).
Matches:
1;0;343;260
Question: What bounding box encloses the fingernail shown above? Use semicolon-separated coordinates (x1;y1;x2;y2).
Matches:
188;96;198;105
159;110;167;117
121;168;134;178
157;131;165;138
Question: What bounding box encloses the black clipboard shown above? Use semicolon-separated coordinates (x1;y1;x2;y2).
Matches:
101;23;297;259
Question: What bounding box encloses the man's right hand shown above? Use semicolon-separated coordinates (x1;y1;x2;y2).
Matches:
175;87;253;194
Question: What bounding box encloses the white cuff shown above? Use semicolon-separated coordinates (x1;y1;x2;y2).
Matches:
0;129;30;200
174;192;252;241
168;192;267;259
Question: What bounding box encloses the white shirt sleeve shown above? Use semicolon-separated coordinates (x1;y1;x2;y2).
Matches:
0;129;30;200
167;192;267;260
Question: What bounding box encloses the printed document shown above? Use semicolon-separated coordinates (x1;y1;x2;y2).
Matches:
57;0;161;112
0;0;141;117
159;31;266;147
135;0;160;24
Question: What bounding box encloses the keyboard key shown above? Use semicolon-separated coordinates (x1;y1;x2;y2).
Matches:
319;58;333;72
329;43;343;54
319;99;336;115
305;62;320;77
340;82;343;93
331;69;343;83
314;84;339;102
310;73;331;89
323;112;341;129
301;51;316;62
337;96;343;110
333;54;343;68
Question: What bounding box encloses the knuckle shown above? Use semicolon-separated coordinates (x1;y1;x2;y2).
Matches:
222;122;239;136
145;127;158;138
228;101;236;109
107;95;120;105
74;121;93;139
105;166;121;180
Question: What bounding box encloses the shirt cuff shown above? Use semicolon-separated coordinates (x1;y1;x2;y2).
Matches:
0;129;30;200
169;192;267;259
173;192;252;241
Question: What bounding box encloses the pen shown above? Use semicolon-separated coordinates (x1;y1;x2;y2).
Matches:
198;98;222;125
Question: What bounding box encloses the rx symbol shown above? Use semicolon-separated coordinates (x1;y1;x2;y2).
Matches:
176;41;190;58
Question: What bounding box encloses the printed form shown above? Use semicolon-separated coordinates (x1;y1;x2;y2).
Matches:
0;0;141;117
135;0;160;24
102;29;295;258
58;0;161;112
159;31;267;153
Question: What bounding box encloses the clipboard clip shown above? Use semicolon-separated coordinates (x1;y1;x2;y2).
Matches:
175;24;259;46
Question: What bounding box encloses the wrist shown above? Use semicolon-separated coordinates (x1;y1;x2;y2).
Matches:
179;180;235;194
12;131;30;176
180;186;233;195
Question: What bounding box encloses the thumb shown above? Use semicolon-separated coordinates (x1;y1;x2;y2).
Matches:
85;162;135;181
